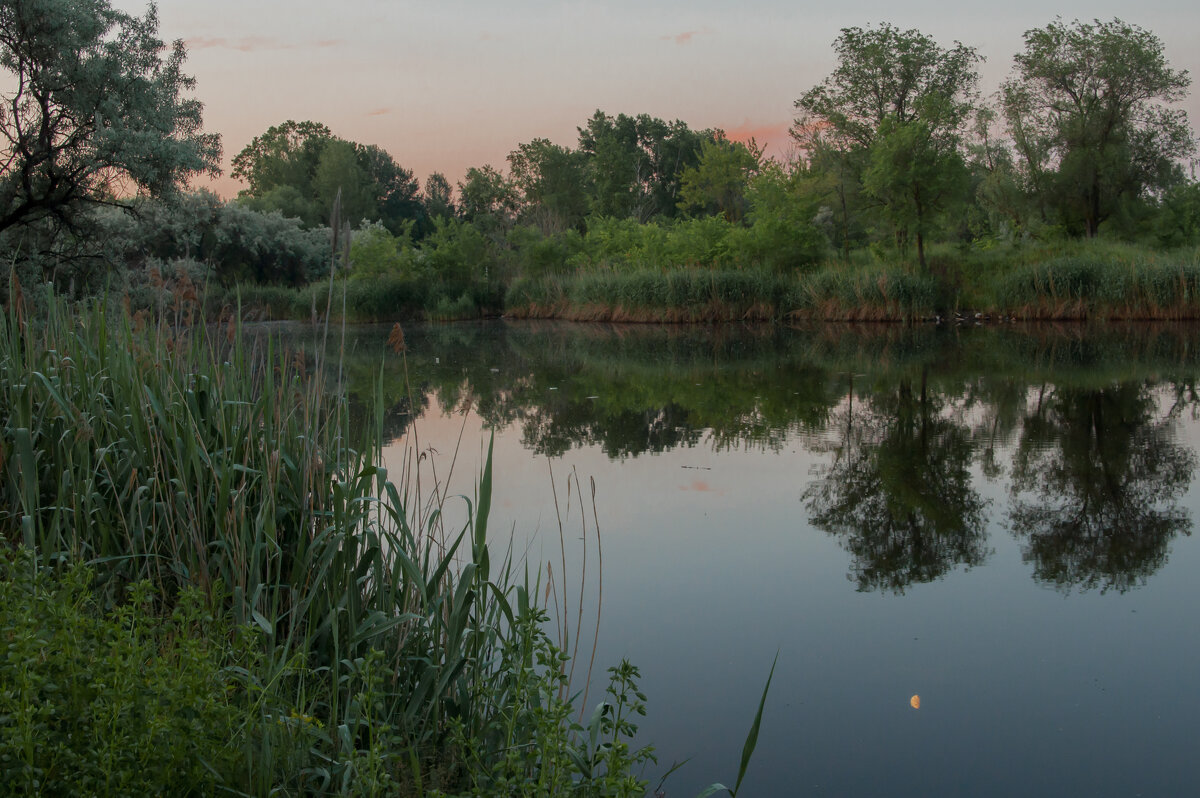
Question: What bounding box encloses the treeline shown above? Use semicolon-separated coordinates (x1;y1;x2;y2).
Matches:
3;16;1199;321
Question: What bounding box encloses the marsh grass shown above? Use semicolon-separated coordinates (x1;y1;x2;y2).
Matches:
507;268;792;322
0;271;682;793
995;249;1200;319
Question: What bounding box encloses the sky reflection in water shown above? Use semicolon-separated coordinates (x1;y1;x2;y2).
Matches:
355;321;1200;797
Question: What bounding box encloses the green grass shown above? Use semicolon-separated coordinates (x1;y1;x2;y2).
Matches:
0;287;673;795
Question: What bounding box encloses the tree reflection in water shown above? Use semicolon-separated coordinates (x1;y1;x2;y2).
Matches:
1008;382;1196;592
805;371;990;593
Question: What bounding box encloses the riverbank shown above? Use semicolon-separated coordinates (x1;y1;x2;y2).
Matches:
218;241;1200;325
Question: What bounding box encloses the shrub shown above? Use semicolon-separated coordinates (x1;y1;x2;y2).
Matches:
0;548;260;796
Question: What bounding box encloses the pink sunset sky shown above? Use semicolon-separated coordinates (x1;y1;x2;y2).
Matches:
115;0;1200;199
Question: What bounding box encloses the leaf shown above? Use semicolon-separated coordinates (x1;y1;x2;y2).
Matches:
731;651;778;796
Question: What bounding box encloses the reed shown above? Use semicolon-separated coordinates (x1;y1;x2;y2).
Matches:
0;279;674;793
996;250;1200;319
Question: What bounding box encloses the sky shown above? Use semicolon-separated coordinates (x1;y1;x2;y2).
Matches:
112;0;1200;199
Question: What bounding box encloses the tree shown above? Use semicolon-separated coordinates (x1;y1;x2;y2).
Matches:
422;172;455;221
577;111;715;221
1001;18;1195;237
356;143;423;235
678;136;761;222
311;139;375;227
230;120;332;199
794;24;981;267
232;121;424;233
506;138;589;233
457;164;517;241
0;0;220;238
862;116;970;265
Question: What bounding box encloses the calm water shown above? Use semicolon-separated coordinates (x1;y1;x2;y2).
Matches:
340;320;1200;797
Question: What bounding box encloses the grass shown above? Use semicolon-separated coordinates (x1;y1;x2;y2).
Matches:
0;280;694;794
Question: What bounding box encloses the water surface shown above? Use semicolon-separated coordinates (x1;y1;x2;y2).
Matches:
339;320;1200;797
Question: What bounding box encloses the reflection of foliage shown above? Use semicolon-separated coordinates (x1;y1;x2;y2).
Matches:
1009;383;1195;592
521;402;703;459
805;375;990;592
271;321;1200;595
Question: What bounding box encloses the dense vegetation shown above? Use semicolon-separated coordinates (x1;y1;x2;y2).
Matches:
1;286;738;795
3;6;1197;322
1;2;1196;789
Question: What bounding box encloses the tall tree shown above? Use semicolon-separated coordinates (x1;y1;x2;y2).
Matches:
457;164;517;242
232;121;423;232
507;138;589;233
794;24;981;267
230;120;331;199
422;172;455;221
577;111;714;221
1001;18;1195;237
0;0;220;239
357;143;423;235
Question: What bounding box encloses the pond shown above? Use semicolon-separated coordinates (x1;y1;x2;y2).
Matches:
340;320;1200;797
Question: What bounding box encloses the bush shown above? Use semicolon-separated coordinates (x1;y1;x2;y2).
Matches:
0;548;260;796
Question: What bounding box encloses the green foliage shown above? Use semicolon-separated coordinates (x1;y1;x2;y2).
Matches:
738;164;829;270
423;172;457;222
578;111;716;221
233;120;425;234
678;137;761;222
448;611;655;797
232;120;333;198
1001;18;1195;238
795;23;982;268
0;294;596;793
92;192;330;287
0;548;257;796
1154;181;1200;248
995;250;1200;317
457;165;519;241
508;138;591;234
348;220;415;280
864;117;971;265
0;0;221;243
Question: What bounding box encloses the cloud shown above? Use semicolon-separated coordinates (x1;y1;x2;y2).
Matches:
366;107;393;117
660;28;713;46
184;36;343;53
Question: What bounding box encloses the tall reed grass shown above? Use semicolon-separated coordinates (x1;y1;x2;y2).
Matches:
506;268;793;322
996;251;1200;319
0;281;669;794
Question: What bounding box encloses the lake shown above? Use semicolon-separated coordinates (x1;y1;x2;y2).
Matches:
337;319;1200;797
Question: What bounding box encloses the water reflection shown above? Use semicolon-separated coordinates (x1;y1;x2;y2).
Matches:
299;321;1200;593
1008;383;1196;592
804;371;990;592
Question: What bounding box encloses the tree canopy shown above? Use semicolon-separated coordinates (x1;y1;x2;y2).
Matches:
794;24;981;267
0;0;220;237
232;121;423;233
1001;18;1195;237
